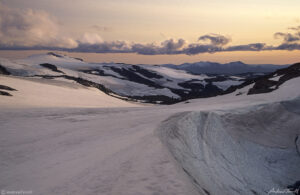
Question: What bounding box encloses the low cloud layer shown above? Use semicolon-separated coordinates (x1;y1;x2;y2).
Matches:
1;3;300;55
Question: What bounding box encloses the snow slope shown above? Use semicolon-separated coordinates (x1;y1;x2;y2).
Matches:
0;106;200;195
0;76;137;108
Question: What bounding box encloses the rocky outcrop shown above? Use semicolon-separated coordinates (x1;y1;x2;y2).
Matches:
248;63;300;95
39;63;64;74
0;90;12;96
0;64;11;75
0;85;16;91
225;63;300;96
0;85;16;96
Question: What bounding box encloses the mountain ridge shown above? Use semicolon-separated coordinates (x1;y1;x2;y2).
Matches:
0;53;297;104
163;61;288;75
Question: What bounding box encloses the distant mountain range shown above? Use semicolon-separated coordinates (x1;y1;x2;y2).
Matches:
163;61;288;75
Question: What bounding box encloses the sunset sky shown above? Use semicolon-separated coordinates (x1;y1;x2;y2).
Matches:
1;0;300;64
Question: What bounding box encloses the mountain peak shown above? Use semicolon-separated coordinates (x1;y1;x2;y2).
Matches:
228;61;245;65
47;52;64;58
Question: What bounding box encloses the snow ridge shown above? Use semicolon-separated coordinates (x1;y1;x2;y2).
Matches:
158;98;300;195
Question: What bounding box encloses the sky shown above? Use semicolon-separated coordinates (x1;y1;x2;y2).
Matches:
0;0;300;64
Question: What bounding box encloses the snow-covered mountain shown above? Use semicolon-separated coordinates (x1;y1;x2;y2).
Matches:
0;52;285;104
164;61;287;75
225;62;300;95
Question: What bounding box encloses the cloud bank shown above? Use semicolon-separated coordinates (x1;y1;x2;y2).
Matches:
0;3;77;48
1;3;300;55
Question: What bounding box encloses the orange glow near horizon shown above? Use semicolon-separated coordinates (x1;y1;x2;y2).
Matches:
0;50;299;65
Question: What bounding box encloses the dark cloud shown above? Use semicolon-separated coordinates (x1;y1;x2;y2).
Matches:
226;43;267;51
184;44;222;55
275;43;300;50
131;43;161;55
274;25;300;45
198;34;231;46
161;39;186;51
130;39;186;55
271;26;300;51
274;32;300;43
182;43;267;55
70;41;132;53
